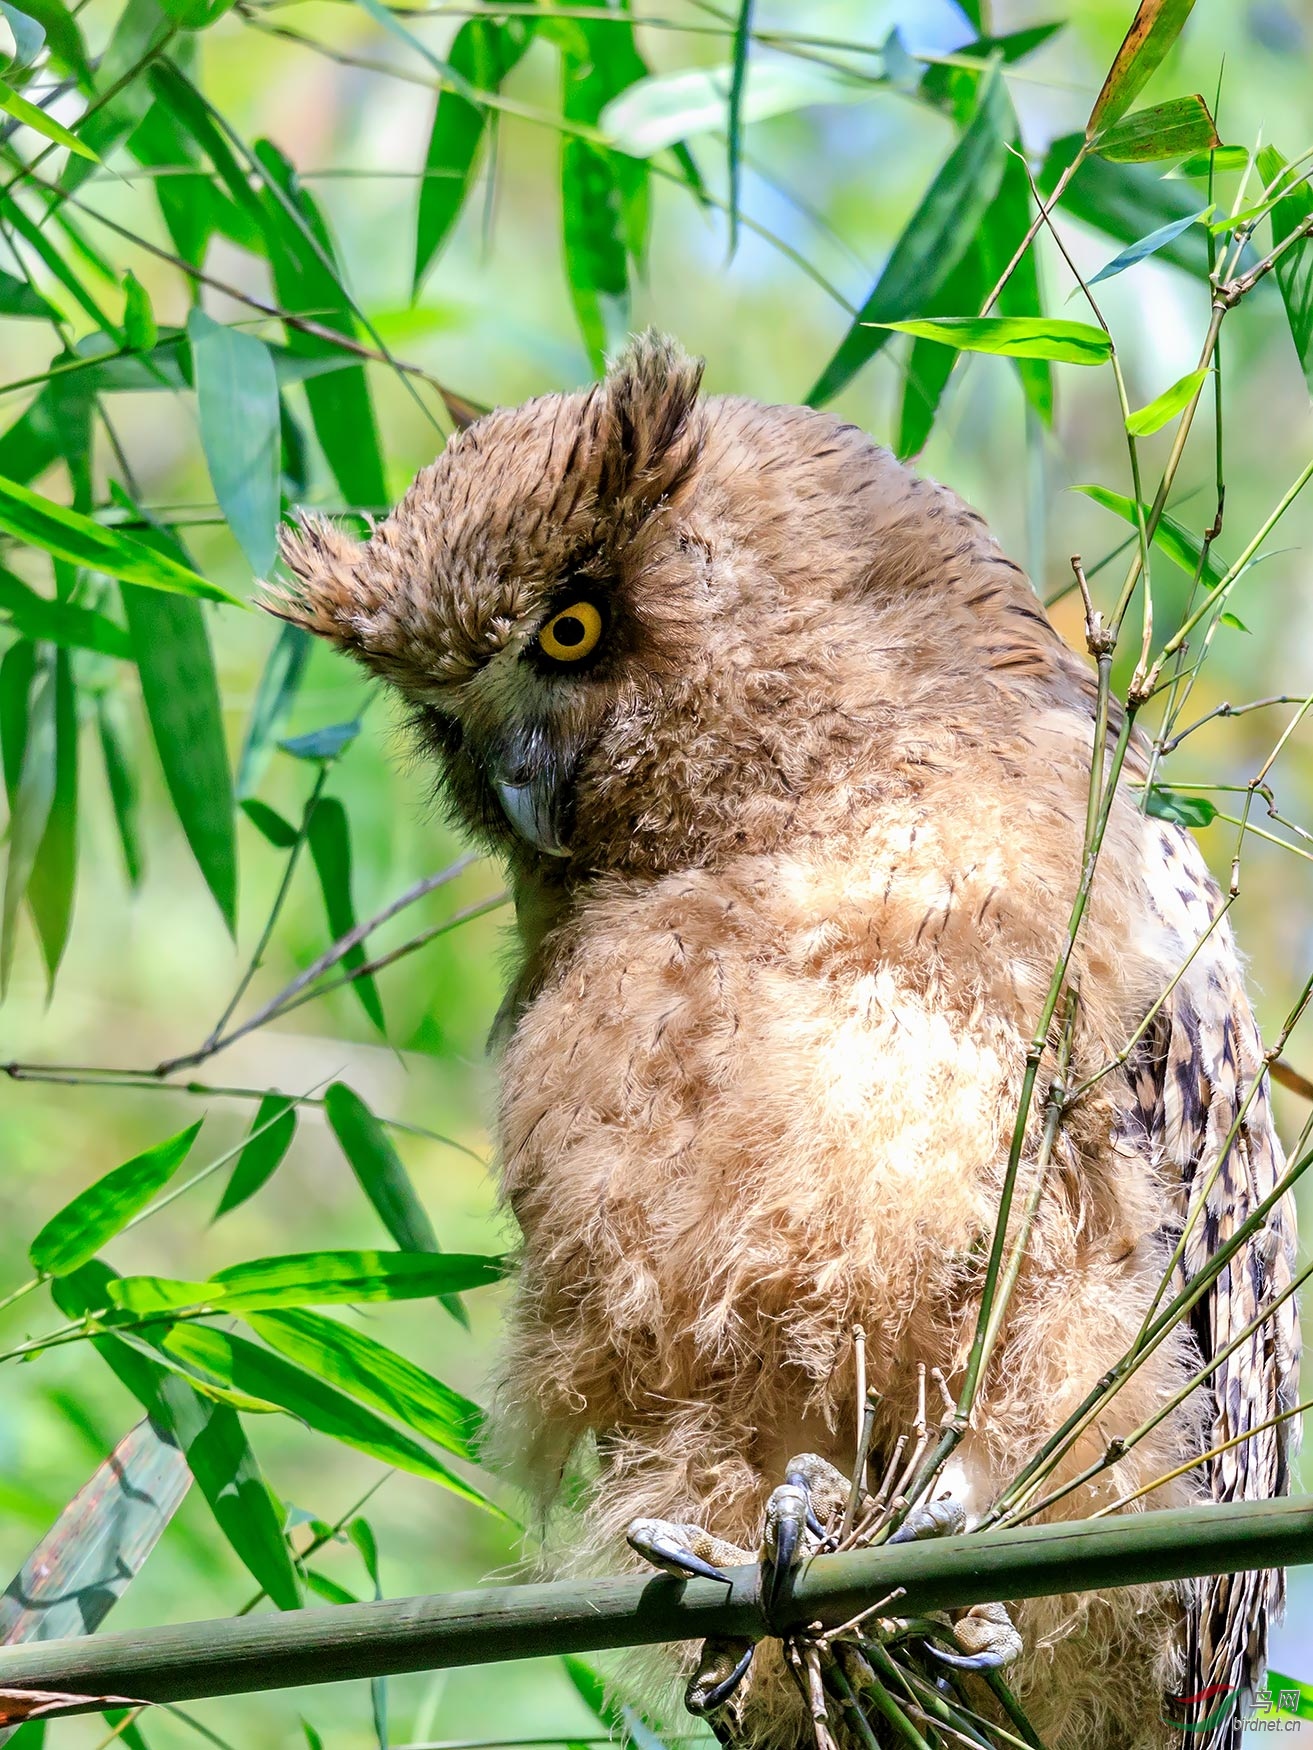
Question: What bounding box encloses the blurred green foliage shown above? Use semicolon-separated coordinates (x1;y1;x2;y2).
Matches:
2;0;1313;1743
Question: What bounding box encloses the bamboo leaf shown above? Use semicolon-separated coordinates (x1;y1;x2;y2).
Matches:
1086;205;1212;285
279;719;359;762
725;0;752;257
29;1119;203;1275
235;622;311;800
1266;1674;1313;1723
0;648;54;994
246;1308;484;1459
188;310;280;577
1072;483;1226;586
1125;367;1210;435
1086;0;1199;138
121;271;157;352
0;477;239;605
241;797;298;848
27;647;78;985
1257;146;1313;390
876;316;1111;364
96;690;144;887
0;637;34;806
1091;93;1219;163
213;1094;297;1220
0;267;58;319
412;14;533;294
1144;786;1216;827
158;1324;502;1508
0;3;46;68
108;1248;506;1312
0;567;132;658
121;574;237;931
807;69;1010;407
0;1420;191;1645
601;59;873;157
1040;131;1210;278
306;798;385;1032
0;73;98;158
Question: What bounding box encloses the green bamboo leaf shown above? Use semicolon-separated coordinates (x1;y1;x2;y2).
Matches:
109;1248;505;1313
807;69;1010;407
1073;483;1226;587
306;797;384;1032
14;0;88;84
1086;0;1199;138
255;139;388;512
235;623;311;801
1168;143;1251;177
1040;132;1210;278
1125;367;1210;436
725;0;752;256
876;316;1111;364
1144;786;1216;828
0;266;58;319
322;1084;472;1324
0;636;34;805
246;1308;484;1459
1086;206;1212;285
0;476;239;605
241;796;298;848
29;1119;203;1275
159;1323;502;1509
0;567;132;658
1266;1674;1313;1722
412;14;534;294
279;718;360;762
188;310;280;577
1257;146;1313;390
0;1418;191;1645
0;2;46;67
121;582;238;931
600;59;873;157
96;689;144;887
121;270;157;352
0;73;98;158
27;647;78;985
1091;93;1219;164
213;1094;297;1220
1;649;55;995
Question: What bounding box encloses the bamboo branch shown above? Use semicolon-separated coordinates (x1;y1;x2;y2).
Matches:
1;1500;1310;1717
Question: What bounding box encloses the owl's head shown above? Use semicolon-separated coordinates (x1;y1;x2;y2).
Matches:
270;333;1065;878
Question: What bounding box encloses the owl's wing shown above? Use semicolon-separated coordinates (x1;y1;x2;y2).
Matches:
1129;817;1299;1744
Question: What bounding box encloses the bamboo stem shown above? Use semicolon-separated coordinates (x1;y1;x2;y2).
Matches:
2;1500;1311;1718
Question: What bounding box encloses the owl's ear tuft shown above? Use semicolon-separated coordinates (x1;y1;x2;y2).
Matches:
598;330;705;510
259;514;377;651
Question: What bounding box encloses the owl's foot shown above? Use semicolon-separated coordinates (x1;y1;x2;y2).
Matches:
624;1518;750;1583
927;1600;1023;1672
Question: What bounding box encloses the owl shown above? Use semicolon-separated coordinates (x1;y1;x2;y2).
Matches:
269;335;1297;1750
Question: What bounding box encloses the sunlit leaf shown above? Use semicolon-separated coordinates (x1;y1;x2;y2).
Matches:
1257;146;1313;391
236;622;311;799
1168;143;1252;177
187;310;280;577
122;583;238;931
1072;482;1226;586
1091;93;1219;163
248;1308;484;1459
1144;786;1217;828
213;1094;297;1220
160;1324;503;1508
601;59;874;158
1087;0;1199;137
14;0;89;85
0;2;46;68
306;798;385;1032
807;69;1010;406
0;1419;190;1645
1267;1674;1313;1723
27;648;78;986
1087;206;1212;284
1125;367;1210;435
876;316;1111;364
121;270;157;351
0;476;239;605
29;1119;204;1275
0;74;98;158
413;14;533;294
109;1248;505;1312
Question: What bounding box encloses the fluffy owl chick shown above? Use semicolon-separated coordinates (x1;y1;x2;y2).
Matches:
269;336;1297;1750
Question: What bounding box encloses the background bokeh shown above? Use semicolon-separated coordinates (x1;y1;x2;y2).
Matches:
3;0;1313;1744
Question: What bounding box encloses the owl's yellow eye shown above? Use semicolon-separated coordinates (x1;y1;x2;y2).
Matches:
537;600;604;664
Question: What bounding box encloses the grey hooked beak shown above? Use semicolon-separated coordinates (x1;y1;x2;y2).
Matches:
495;775;572;858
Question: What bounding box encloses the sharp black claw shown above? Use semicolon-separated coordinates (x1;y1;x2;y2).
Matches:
651;1538;730;1584
805;1508;825;1539
701;1644;755;1711
926;1642;1010;1672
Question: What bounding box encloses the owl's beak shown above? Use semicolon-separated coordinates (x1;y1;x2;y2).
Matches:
495;776;571;858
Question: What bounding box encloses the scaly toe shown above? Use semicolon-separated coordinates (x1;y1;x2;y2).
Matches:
886;1494;968;1544
685;1636;756;1715
928;1600;1023;1671
626;1518;749;1583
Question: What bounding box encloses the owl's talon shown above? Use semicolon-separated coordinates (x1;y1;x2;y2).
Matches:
626;1517;748;1583
886;1494;968;1544
685;1637;756;1714
927;1601;1022;1671
761;1481;809;1617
